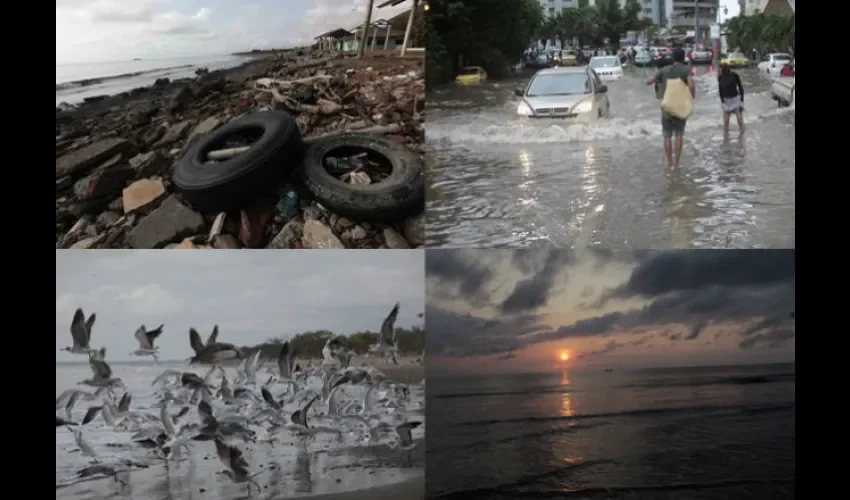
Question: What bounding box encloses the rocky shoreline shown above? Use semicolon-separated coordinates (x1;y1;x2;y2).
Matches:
56;49;425;249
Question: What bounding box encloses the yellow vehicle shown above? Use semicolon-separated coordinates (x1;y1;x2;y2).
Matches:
721;52;749;68
558;49;579;66
455;66;488;85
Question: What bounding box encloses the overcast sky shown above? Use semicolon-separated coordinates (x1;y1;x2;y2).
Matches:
56;0;412;64
56;250;424;362
427;249;795;373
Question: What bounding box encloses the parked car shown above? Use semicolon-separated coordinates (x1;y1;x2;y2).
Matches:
690;46;714;64
757;53;793;75
634;47;653;66
720;52;749;67
651;47;673;67
455;66;488;85
588;56;624;82
514;66;611;119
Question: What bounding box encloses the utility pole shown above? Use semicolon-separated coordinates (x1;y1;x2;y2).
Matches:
357;0;376;59
694;0;701;45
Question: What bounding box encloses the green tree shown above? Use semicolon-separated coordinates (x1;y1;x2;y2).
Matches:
425;0;545;87
239;325;425;360
725;13;794;55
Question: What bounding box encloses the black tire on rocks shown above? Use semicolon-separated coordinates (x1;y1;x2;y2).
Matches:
301;134;424;222
173;111;303;213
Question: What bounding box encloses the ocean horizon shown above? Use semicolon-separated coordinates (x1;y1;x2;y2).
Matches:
55;54;253;106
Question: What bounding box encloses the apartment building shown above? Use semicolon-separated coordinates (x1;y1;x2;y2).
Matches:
665;0;719;29
537;0;664;25
744;0;794;15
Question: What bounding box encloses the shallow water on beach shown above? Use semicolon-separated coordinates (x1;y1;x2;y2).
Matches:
56;362;425;499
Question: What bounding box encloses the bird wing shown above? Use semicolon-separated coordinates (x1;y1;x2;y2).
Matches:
379;303;400;344
70;309;90;348
189;328;205;354
134;326;151;349
197;400;217;429
118;392;131;413
206;325;219;346
84;313;97;343
89;358;112;380
146;324;164;346
214;439;250;474
277;342;291;378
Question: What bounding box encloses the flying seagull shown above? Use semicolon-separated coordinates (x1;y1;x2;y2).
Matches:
131;324;164;362
368;302;400;364
62;308;97;354
79;356;123;389
188;326;244;364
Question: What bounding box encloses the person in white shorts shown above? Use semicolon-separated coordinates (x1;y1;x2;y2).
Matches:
717;63;745;138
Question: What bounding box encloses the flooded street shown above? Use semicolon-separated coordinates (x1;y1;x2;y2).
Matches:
424;66;795;249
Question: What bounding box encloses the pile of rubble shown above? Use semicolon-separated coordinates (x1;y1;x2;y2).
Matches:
55;50;425;249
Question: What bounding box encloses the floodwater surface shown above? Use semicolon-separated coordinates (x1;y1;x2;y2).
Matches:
425;66;795;249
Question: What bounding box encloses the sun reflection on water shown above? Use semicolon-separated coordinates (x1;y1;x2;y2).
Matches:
560;369;574;417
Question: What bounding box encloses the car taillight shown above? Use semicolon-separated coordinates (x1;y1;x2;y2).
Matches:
708;51;713;57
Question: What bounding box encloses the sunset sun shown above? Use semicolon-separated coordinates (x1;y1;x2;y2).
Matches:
560;352;569;361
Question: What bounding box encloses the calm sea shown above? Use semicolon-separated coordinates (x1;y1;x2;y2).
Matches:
55;55;251;106
426;363;794;499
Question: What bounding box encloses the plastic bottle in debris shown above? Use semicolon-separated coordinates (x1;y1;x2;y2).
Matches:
277;187;300;222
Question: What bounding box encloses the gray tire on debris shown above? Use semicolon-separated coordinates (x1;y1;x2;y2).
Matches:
173;111;303;213
301;134;424;222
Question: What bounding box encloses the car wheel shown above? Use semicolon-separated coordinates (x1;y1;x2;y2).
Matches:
173;111;303;213
301;133;425;222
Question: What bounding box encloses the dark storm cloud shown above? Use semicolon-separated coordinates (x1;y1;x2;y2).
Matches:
426;303;548;357
500;250;573;314
606;250;795;301
429;250;795;358
426;250;494;297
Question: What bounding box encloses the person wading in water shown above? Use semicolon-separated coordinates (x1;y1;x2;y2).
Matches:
646;48;695;168
717;63;745;138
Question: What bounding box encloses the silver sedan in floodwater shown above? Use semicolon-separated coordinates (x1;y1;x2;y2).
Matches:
514;66;611;119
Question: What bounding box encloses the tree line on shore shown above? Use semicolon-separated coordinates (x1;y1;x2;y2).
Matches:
240;326;425;360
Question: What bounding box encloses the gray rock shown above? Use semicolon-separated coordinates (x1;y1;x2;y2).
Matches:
56;138;132;178
128;195;205;248
382;228;410;249
129;151;171;178
155;120;192;147
349;225;368;240
402;214;424;247
303;206;323;220
302;219;345;249
267;219;303;249
189;117;221;140
70;236;100;249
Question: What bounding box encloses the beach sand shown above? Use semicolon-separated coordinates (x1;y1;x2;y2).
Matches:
56;441;424;500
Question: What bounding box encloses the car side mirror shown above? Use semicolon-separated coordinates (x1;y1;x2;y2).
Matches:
514;88;524;97
595;85;608;94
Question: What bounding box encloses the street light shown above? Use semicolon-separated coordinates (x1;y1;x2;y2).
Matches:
424;2;430;11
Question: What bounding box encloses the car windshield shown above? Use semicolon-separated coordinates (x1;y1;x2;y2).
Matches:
729;52;745;58
460;67;479;75
773;54;792;61
590;57;620;68
563;51;576;57
527;73;590;96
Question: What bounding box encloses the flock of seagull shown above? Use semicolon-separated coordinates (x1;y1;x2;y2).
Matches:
56;303;425;496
